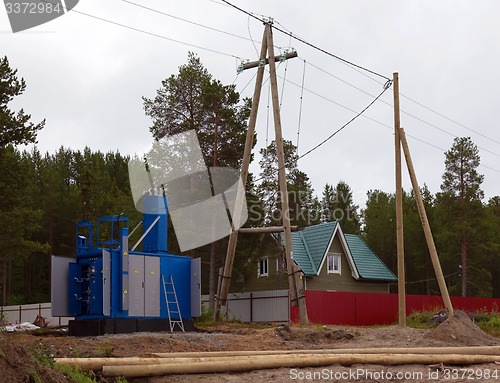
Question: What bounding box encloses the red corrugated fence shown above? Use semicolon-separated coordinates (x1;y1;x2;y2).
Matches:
291;291;500;326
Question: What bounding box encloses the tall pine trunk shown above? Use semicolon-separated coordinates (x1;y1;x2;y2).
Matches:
460;157;467;297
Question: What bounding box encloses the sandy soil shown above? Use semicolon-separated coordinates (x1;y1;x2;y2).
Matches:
1;311;500;382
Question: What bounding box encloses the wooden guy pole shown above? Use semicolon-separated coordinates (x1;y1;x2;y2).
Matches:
265;24;307;322
399;128;454;316
215;23;307;323
393;72;406;326
215;28;268;321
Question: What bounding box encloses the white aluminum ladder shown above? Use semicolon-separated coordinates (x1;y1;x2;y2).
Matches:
162;274;185;333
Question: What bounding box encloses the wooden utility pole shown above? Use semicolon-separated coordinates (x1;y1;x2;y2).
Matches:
399;128;454;316
266;24;307;322
215;23;308;323
393;73;406;326
215;28;268;321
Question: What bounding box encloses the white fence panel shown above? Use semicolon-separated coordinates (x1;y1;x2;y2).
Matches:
1;303;72;326
251;290;290;323
202;289;290;324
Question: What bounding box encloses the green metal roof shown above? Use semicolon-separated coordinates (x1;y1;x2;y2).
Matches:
344;234;397;281
288;222;397;281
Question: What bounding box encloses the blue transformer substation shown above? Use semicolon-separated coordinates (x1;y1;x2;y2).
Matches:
51;195;201;336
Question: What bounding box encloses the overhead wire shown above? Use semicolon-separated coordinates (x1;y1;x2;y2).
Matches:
399;93;500;146
46;0;500;176
38;0;243;59
305;60;500;158
220;0;391;81
298;80;393;160
296;59;307;156
119;0;495;161
214;0;500;152
255;70;500;175
121;0;255;44
248;15;260;56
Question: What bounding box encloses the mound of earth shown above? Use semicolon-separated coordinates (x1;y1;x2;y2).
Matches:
0;335;67;383
431;310;500;346
274;325;357;344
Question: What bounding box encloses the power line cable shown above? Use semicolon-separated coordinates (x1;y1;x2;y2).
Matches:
248;15;260;56
296;59;306;156
305;60;500;158
298;80;393;160
219;0;391;81
272;66;500;173
400;93;500;146
122;0;255;44
122;0;496;158
40;0;242;59
48;0;500;176
113;0;500;165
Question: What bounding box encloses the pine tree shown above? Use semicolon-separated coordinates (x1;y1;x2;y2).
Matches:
0;56;45;147
440;137;484;297
321;181;360;234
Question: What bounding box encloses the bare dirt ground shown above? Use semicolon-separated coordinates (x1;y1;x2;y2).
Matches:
2;311;500;382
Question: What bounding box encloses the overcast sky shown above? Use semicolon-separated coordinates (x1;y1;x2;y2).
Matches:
2;0;500;209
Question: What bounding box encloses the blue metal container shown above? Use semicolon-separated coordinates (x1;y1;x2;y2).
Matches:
51;196;201;335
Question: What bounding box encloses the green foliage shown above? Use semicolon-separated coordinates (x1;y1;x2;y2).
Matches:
29;340;102;383
406;310;438;329
0;310;7;332
0;337;5;358
54;364;98;383
96;334;114;357
0;144;138;305
441;137;484;201
0;56;45;147
194;305;217;327
25;369;42;383
257;139;320;228
69;347;83;358
29;339;54;367
437;137;486;297
143;52;251;168
321;181;361;234
362;190;396;275
475;311;500;337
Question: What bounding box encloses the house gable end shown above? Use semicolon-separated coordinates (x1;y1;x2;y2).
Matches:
316;224;360;279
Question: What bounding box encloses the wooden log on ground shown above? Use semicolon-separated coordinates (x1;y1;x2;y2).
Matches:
102;353;500;377
146;345;500;358
56;346;500;372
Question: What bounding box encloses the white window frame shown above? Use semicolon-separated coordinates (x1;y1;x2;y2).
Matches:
258;257;269;277
327;253;341;275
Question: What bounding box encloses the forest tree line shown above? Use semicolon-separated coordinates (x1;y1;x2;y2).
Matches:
1;54;499;307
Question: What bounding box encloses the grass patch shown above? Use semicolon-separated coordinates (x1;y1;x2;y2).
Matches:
95;334;114;357
29;339;119;382
27;327;66;337
26;369;42;383
406;309;500;337
406;310;439;329
475;312;500;338
54;364;97;383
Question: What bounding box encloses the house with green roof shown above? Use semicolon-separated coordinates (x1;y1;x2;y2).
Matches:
245;221;397;293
